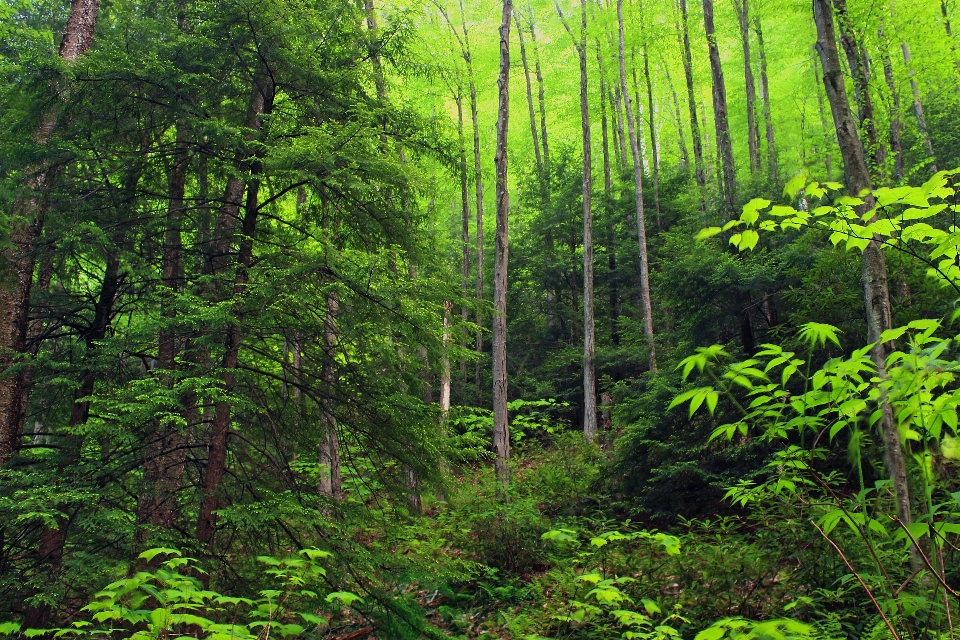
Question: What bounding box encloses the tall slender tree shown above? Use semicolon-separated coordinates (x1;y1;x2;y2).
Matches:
493;0;512;486
734;0;760;173
678;0;707;203
753;13;777;179
0;0;103;465
617;0;658;372
703;0;737;210
812;0;914;554
555;0;597;442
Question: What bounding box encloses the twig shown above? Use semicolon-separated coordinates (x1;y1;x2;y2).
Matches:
812;520;902;640
891;517;960;599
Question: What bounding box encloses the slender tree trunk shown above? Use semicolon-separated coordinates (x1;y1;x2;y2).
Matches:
517;12;543;180
528;11;551;177
814;56;834;181
813;0;914;557
319;288;342;500
879;26;904;183
0;0;102;466
617;0;658;372
137;122;190;540
753;15;778;180
642;41;661;225
703;0;737;210
663;61;691;169
456;0;486;403
901;43;937;172
556;0;598;443
599;43;621;347
735;0;760;173
678;0;707;202
456;94;471;375
834;0;882;175
613;82;629;171
197;81;272;551
493;0;512;487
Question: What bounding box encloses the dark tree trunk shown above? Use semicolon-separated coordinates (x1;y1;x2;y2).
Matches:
834;0;882;176
197;82;272;551
642;41;661;225
678;0;707;202
0;0;102;466
137;122;190;541
702;0;737;210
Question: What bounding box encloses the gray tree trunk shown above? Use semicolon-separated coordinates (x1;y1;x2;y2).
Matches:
901;43;937;172
678;0;707;199
617;0;658;372
754;15;778;180
493;0;513;487
813;0;915;557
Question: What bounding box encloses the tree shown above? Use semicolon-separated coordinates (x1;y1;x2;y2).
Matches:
617;0;658;372
812;0;914;548
493;0;512;486
702;0;736;210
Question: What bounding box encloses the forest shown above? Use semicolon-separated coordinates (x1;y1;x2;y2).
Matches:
1;0;960;636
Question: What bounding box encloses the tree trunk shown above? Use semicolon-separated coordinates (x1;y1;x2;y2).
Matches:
528;12;551;178
642;41;661;225
813;56;834;181
753;15;778;180
137;121;190;540
703;0;737;210
319;289;342;501
678;0;707;198
617;0;658;372
735;0;760;173
901;43;937;172
456;93;471;375
879;26;904;183
813;0;914;557
613;81;629;171
0;0;102;466
556;0;598;443
197;81;272;551
663;61;691;169
834;0;882;176
493;0;512;487
599;43;620;347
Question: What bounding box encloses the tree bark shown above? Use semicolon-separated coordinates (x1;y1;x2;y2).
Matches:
197;81;272;551
753;15;778;180
678;0;707;204
901;43;937;172
617;0;658;372
528;10;550;178
493;0;512;487
516;12;543;181
813;56;834;181
319;289;342;501
599;43;621;347
642;40;661;225
703;0;737;210
137;121;190;539
556;0;598;443
0;0;102;466
878;26;904;183
663;60;691;169
456;93;472;374
833;0;882;175
813;0;914;557
734;0;760;173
